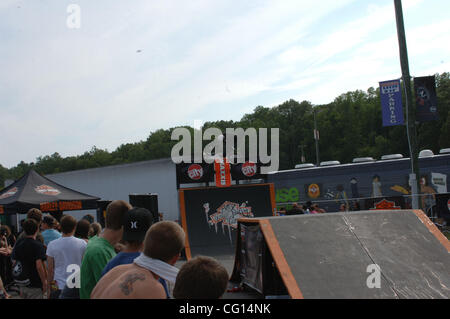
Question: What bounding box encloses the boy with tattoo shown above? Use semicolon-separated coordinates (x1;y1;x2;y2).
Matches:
99;207;170;297
91;221;185;299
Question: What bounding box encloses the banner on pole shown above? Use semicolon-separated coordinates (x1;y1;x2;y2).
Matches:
414;76;438;122
313;129;320;140
379;79;404;127
214;158;231;187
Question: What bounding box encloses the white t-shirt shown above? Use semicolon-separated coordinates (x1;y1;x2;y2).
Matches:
46;236;87;290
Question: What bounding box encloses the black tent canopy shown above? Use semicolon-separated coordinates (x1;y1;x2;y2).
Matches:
0;169;100;215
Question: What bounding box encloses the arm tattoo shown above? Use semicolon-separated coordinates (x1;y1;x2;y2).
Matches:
119;273;146;296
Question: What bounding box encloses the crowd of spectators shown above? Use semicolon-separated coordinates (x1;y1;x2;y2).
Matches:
278;200;362;216
0;202;229;299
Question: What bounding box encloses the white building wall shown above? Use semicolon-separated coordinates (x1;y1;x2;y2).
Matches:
46;158;179;221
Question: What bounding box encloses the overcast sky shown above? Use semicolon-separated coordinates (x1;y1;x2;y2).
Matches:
1;0;449;168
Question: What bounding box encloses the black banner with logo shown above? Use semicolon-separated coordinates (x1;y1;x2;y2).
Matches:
176;162;215;185
415;76;438;122
230;161;263;180
177;161;267;187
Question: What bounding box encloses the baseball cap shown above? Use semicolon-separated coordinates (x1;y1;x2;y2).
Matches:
122;207;153;242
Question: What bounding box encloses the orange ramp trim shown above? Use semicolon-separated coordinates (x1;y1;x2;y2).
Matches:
258;219;304;299
413;209;450;253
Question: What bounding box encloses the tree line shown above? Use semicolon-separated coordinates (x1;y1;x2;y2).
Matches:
1;72;449;188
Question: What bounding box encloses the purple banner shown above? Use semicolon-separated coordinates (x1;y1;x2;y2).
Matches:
379;79;404;127
415;76;438;122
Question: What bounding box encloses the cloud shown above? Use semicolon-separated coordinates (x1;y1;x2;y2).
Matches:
0;0;448;168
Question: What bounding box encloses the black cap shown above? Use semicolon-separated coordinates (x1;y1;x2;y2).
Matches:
122;207;153;242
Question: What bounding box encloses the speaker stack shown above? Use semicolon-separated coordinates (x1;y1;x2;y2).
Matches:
128;194;160;224
96;200;112;228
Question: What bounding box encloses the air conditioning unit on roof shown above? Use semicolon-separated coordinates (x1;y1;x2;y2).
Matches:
352;157;375;163
380;154;404;160
419;150;434;158
320;160;340;167
295;163;315;169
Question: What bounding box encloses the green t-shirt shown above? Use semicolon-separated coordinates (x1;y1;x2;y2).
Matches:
80;236;116;299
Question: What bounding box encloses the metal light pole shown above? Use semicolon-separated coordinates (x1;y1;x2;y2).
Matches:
313;108;320;166
394;0;421;209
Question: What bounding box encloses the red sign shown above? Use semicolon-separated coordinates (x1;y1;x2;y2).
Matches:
0;206;4;215
40;201;83;212
187;164;203;180
40;202;59;212
370;199;401;210
241;162;257;177
215;159;231;187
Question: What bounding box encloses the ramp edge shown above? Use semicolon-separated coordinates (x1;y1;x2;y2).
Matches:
412;209;450;253
258;219;304;299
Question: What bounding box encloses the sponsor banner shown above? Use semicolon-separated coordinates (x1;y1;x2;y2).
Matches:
40;201;83;212
379;79;404;127
214;159;231;187
178;161;266;186
176;163;214;184
369;199;401;210
364;196;406;210
415;76;438;122
230;161;262;180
